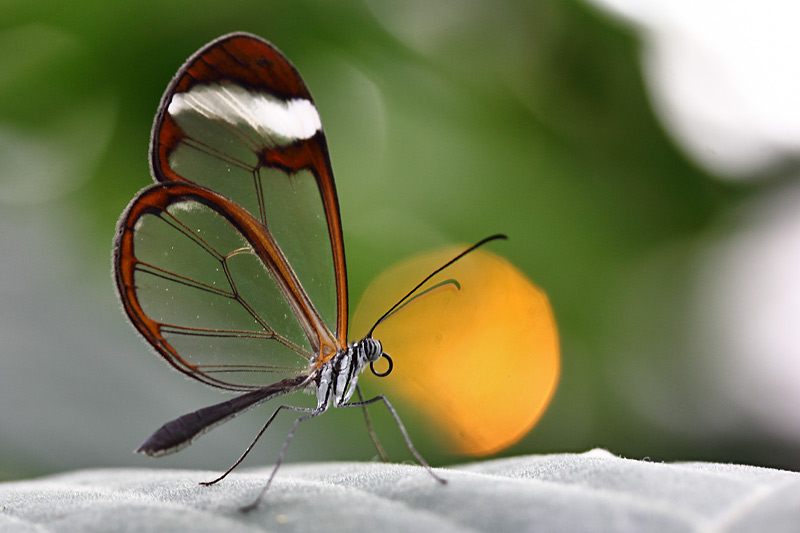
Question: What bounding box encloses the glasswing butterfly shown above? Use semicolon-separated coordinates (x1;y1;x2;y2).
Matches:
113;32;558;510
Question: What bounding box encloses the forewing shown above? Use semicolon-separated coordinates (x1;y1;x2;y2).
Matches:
150;32;347;348
114;182;337;391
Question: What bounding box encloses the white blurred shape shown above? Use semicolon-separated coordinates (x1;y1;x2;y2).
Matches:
694;182;800;438
591;0;800;177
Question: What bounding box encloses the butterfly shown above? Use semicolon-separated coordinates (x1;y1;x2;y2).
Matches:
112;32;559;511
113;32;448;510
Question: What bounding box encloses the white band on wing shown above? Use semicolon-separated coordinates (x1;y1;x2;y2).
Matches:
169;82;322;143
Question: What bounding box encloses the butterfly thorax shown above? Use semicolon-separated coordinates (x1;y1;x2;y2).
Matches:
314;337;384;409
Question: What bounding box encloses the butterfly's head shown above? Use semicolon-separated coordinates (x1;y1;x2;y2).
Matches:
357;336;393;378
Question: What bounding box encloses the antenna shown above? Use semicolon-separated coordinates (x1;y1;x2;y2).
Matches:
366;234;508;338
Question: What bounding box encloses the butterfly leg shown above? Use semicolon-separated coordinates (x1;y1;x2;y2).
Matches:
201;403;317;487
342;394;447;485
239;404;329;512
355;384;389;462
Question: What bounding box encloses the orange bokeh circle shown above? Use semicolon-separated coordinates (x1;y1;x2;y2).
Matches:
353;247;559;456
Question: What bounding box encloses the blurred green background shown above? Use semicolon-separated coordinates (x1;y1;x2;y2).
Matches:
2;0;799;482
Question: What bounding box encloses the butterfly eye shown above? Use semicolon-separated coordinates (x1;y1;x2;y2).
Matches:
361;337;384;362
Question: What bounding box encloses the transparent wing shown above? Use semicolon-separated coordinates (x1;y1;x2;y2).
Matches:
149;32;347;347
113;182;338;391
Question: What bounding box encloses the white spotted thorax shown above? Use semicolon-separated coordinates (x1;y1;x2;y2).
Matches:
315;337;384;409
